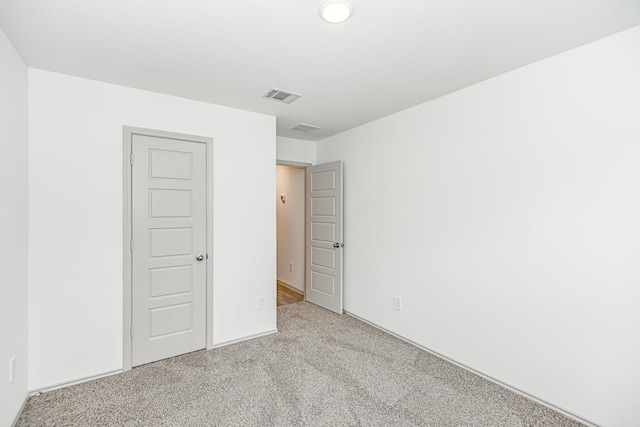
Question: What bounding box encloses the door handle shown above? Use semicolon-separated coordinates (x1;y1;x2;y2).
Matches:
333;243;340;248
196;254;204;261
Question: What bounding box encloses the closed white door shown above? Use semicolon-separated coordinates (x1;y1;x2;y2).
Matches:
306;161;343;314
131;134;207;366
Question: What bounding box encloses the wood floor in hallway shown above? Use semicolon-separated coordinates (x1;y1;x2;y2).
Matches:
277;281;304;306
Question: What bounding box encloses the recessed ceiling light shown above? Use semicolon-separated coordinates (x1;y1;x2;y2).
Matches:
318;0;354;24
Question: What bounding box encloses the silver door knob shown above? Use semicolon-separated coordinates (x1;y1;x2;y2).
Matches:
196;254;204;261
333;243;340;248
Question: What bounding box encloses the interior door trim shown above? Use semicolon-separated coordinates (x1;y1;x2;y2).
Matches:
122;126;214;371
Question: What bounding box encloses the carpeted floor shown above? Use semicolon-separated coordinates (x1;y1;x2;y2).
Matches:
17;302;584;426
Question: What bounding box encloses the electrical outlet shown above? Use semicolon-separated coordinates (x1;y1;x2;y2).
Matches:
289;263;293;272
9;356;15;384
257;296;266;310
393;296;402;311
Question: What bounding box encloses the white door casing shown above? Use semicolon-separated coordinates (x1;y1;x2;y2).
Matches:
306;161;344;314
124;128;211;368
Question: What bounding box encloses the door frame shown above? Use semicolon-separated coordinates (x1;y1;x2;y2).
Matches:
123;126;214;371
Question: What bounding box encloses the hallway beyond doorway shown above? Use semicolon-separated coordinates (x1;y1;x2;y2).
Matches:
277;281;303;306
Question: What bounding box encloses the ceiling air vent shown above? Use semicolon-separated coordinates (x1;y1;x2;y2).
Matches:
291;123;320;132
262;88;301;104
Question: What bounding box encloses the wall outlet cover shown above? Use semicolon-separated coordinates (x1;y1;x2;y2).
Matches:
9;356;15;383
393;296;402;311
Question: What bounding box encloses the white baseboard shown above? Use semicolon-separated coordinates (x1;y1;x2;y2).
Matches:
345;311;599;427
29;369;123;397
27;330;279;397
209;329;278;349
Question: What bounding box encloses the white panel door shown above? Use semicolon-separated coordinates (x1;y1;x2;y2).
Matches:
131;134;207;366
306;161;343;314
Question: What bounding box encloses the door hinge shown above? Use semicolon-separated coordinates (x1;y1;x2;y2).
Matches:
130;326;134;338
130;240;134;252
130;153;134;165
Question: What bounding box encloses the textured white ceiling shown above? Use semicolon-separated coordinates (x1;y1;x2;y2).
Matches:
1;0;639;141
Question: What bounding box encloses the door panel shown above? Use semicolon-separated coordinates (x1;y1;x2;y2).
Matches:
149;265;193;297
311;247;335;269
311;197;335;216
150;149;192;179
149;303;193;338
150;190;192;218
311;170;335;191
310;271;335;296
311;223;335;242
306;161;343;314
132;134;207;367
149;228;193;257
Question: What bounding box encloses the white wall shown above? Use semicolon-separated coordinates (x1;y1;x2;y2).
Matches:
28;70;276;391
276;165;306;292
276;136;315;165
0;25;29;426
316;26;640;427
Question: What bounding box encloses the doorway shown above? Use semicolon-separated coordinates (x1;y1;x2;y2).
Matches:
123;127;214;370
276;165;306;306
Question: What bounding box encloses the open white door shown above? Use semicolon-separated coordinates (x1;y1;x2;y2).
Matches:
306;161;343;314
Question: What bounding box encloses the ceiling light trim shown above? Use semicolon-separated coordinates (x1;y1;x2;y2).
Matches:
318;0;354;24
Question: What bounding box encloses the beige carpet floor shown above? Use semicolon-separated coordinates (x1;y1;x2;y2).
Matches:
16;302;584;426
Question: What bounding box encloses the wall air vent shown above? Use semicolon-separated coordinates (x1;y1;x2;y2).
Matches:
291;123;320;132
262;88;301;104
